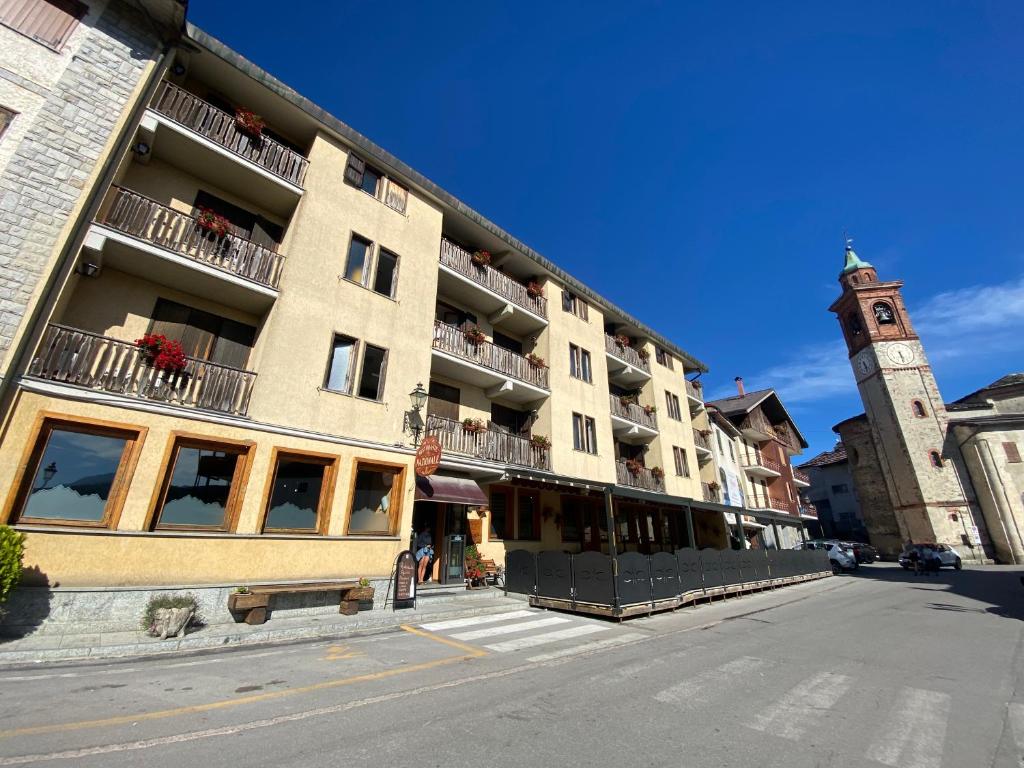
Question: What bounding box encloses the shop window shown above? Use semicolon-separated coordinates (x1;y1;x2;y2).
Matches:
912;400;927;418
347;462;403;535
8;416;144;527
516;491;540;540
152;438;251;531
929;451;944;468
262;452;337;534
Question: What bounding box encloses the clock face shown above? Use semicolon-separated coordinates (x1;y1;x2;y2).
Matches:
857;355;873;375
886;343;915;366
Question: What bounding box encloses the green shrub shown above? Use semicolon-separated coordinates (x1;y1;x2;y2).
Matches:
141;593;200;634
0;525;25;607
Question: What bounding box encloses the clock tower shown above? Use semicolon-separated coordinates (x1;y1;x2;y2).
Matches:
828;240;979;557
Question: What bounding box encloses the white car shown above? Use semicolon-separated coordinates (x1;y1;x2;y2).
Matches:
796;541;857;573
898;543;963;570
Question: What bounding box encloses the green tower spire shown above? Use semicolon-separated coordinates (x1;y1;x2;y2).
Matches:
841;235;872;275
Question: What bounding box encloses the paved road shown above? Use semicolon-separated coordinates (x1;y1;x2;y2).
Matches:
1;563;1022;767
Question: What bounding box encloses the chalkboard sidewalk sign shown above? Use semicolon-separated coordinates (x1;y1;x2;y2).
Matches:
389;549;417;610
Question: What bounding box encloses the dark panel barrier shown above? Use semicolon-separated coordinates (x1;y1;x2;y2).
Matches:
766;549;781;579
536;551;573;600
738;550;756;582
650;552;681;601
816;549;830;572
616;552;653;606
505;550;537;595
676;547;703;595
573;551;615;605
720;549;742;587
700;548;724;589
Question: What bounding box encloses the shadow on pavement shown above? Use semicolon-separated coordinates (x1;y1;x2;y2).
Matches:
848;562;1024;621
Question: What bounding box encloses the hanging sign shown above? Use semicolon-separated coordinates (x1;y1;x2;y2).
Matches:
393;549;417;609
414;436;442;477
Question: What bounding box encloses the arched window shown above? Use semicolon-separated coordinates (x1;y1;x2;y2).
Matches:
912;400;927;418
929;451;943;468
851;275;859;284
847;314;863;336
873;302;896;325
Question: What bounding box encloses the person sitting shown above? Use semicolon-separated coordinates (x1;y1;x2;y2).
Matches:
415;527;434;584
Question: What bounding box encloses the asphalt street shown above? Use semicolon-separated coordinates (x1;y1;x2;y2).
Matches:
1;563;1022;767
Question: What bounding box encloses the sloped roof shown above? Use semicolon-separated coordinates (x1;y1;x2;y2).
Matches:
798;444;847;469
707;389;809;448
953;372;1024;405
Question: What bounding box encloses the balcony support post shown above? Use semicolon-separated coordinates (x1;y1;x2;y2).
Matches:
684;503;696;550
485;380;514;399
487;303;514;326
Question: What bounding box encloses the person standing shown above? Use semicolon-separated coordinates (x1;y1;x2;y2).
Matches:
415;527;434;584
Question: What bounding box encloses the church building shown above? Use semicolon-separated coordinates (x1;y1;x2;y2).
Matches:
829;241;1023;563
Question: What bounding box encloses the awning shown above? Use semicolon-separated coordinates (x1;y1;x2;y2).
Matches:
415;474;487;505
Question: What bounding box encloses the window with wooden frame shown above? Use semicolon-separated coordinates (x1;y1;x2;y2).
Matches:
516;489;541;540
665;391;682;421
561;290;589;320
357;343;388;401
0;106;15;140
191;190;283;251
5;414;145;528
569;343;592;383
261;450;338;534
427;380;460;421
148;298;256;370
488;485;514;539
1005;442;1022;464
655;346;674;369
346;461;404;535
1;0;87;51
343;152;409;214
150;436;252;531
673;446;689;477
324;334;358;394
343;234;401;298
572;412;597;454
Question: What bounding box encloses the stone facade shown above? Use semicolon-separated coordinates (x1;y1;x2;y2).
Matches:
0;0;166;377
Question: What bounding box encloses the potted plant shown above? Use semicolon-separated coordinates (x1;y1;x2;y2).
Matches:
234;107;265;138
614;333;631;348
142;593;199;640
462;418;485;433
526;281;544;298
196;207;230;238
643;404;657;415
526;353;546;368
650;466;665;481
636;347;650;362
625;458;644;476
227;586;267;614
471;250;491;267
347;578;375;608
530;434;551;450
708;480;721;492
135;334;188;375
464;546;486;589
463;325;486;344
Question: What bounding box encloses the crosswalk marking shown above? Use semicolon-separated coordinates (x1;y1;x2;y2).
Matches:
484;624;608;653
450;616;570;641
526;632;647;662
419;610;535;632
1009;703;1024;753
866;687;951;768
653;656;765;704
749;671;852;741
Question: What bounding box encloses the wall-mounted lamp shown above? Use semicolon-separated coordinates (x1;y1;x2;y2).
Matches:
133;141;150;157
76;261;101;278
171;62;187;77
404;382;428;445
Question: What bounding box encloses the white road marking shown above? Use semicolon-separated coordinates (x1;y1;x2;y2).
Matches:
484;624;608;652
526;632;647;662
653;656;765;704
1006;703;1024;754
419;610;535;632
865;687;951;768
749;670;852;741
451;616;570;641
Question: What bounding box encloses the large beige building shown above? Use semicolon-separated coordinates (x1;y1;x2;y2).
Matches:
0;17;811;613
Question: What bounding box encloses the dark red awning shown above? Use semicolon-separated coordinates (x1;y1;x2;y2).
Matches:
414;475;487;505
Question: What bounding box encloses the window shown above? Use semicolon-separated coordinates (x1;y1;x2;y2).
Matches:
516;491;540;540
673;446;689;477
569;343;592;383
262;452;337;534
561;290;588;320
325;335;357;393
561;497;583;544
192;190;283;250
343;152;409;214
0;106;15;140
728;442;735;460
489;486;513;539
572;413;597;454
148;298;256;369
665;392;682;421
357;344;388;400
152;438;251;531
715;431;723;452
929;451;944;468
372;248;399;297
912;400;927;418
344;234;372;284
1;0;87;50
8;417;143;527
347;462;403;534
831;484;848;494
427;381;460;421
873;302;896;325
655;347;674;369
1005;442;1022;464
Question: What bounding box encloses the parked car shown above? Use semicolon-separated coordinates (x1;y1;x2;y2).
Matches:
898;543;963;570
795;541;858;573
841;541;878;564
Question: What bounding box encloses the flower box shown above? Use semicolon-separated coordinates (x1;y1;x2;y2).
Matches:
625;458;644;476
228;592;268;612
530;435;551;450
643;405;657;415
636;348;650;361
135;333;188;374
526;281;544;298
345;586;375;602
234;107;265;138
614;334;631;348
526;353;546;369
462;418;486;433
463;325;486;344
650;467;665;480
471;250;491;267
196;207;230;238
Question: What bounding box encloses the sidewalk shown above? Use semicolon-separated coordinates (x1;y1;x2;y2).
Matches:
0;590;526;666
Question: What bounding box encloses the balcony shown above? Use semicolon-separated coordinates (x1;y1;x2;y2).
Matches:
437;239;547;334
431;321;549;404
701;482;719;503
609;394;658;439
740;453;783;478
84;186;283;313
792;468;811;487
141;82;308;215
425;415;550;471
693;429;714;454
685;379;704;411
26;324;257;416
748;496;797;515
605;335;651;385
615;460;666;493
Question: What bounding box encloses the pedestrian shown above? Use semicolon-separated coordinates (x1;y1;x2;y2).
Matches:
415;526;434;584
908;545;922;576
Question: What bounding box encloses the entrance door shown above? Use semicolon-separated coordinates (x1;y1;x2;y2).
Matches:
440;504;468;584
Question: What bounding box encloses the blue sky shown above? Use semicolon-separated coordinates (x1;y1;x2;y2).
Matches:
190;1;1024;460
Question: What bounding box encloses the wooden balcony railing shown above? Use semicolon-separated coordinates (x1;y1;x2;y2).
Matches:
693;430;712;451
749;496;796;515
793;468;811;484
701;482;719;503
605;335;651;373
432;321;549;390
615;460;665;493
741;453;783;473
685;379;703;401
609;394;658;430
799;504;818;518
425;415;550;471
151;82;309;188
100;186;286;289
27;324;257;416
438;238;547;318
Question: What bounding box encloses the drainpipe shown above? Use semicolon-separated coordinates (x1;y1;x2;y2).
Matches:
0;36;177;432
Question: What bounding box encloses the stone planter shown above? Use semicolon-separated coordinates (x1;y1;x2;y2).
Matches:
150;607;193;640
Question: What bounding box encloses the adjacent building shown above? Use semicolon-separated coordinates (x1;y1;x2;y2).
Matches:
797;443;867;542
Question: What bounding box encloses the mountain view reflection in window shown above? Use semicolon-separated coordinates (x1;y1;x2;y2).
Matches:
348;467;395;534
264;458;326;531
23;428;128;522
157;446;239;528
